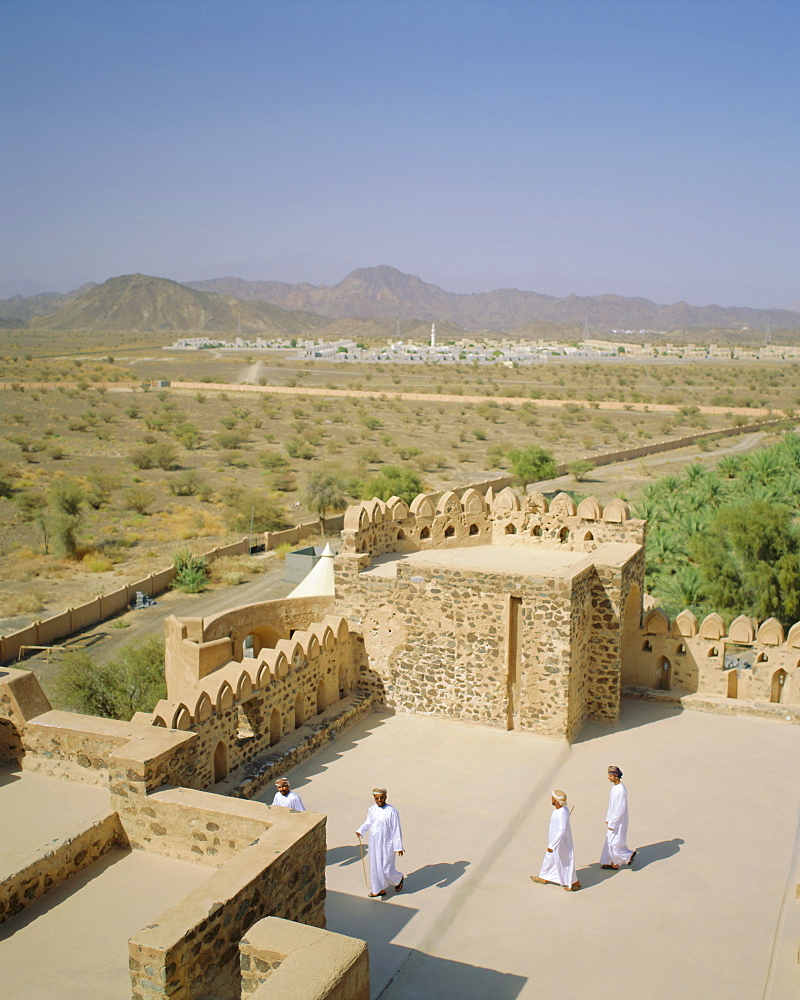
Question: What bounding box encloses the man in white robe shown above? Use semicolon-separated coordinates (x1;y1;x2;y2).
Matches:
531;790;581;891
271;778;305;811
356;787;404;897
600;765;636;869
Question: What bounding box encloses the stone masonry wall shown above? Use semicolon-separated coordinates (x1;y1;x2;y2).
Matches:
116;787;272;866
150;619;360;791
128;810;326;1000
0;809;125;926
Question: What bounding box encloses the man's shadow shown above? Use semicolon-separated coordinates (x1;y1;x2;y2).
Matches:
577;838;684;889
401;861;470;893
327;845;362;867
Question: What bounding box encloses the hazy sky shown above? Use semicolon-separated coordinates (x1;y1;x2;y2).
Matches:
1;0;798;307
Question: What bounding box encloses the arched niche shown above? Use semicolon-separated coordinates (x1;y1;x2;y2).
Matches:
338;663;349;699
550;492;577;517
468;523;479;536
236;672;253;701
410;495;436;518
493;487;521;515
643;607;670;635
757;617;784;646
172;704;192;730
525;491;548;514
444;524;456;538
213;741;228;782
343;503;371;531
193;691;212;722
656;656;672;690
558;526;569;542
505;523;517;535
699;613;725;640
460;487;487;515
294;692;306;728
216;682;234;712
437;491;461;515
269;708;282;746
316;678;327;715
729;615;754;643
675;610;698;637
385;496;410;520
603;498;630;522
577;495;603;520
771;668;788;703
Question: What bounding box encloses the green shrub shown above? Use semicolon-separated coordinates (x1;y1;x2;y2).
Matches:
172;548;209;593
53;636;166;720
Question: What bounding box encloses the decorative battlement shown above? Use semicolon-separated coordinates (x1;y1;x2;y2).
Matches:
340;487;644;560
626;606;800;707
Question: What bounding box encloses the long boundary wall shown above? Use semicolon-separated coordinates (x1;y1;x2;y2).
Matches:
0;538;251;665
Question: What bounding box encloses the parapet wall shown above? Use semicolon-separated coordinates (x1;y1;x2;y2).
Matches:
339;487;644;562
154;615;361;789
625;607;800;709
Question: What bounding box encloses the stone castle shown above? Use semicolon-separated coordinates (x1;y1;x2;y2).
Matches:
1;482;798;999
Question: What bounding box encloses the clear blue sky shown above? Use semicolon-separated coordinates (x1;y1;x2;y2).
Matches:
1;0;798;307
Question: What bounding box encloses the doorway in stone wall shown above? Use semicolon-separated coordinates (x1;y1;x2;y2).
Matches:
771;668;788;703
506;595;522;730
656;656;671;691
213;741;228;782
726;669;738;699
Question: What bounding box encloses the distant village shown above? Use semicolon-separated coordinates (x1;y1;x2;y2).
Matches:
168;327;800;365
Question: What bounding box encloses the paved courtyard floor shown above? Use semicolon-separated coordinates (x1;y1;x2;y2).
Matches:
261;701;800;1000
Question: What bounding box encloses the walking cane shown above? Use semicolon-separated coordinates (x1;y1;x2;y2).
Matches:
357;836;370;891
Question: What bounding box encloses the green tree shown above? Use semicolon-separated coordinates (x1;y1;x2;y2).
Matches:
506;445;557;486
690;500;800;624
361;465;423;504
50;478;84;558
567;459;595;482
304;467;351;531
224;488;289;533
53;636;166;720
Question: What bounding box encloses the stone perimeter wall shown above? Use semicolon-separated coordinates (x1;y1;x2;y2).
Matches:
623;606;800;709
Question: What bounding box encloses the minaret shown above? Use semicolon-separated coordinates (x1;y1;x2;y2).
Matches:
431;323;436;348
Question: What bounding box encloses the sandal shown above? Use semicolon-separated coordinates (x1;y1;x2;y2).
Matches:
368;891;386;898
394;876;404;893
627;851;637;866
601;864;618;870
530;876;548;884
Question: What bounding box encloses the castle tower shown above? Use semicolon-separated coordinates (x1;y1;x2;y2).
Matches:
431;322;436;348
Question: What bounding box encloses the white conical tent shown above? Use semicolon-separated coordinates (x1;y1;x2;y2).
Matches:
288;542;335;598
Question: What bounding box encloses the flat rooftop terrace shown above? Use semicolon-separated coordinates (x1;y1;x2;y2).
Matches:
362;540;639;580
0;848;211;1000
0;766;110;871
263;702;800;1000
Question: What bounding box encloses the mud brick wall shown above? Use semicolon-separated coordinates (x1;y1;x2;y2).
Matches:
128;812;326;1000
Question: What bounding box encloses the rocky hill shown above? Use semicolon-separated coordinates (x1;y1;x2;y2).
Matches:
28;274;327;334
189;266;800;332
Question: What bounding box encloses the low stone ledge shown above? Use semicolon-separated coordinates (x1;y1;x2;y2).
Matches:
623;688;800;723
241;916;369;1000
0;808;124;925
118;786;273;866
219;691;378;801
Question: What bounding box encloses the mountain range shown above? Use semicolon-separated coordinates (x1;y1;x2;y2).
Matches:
1;266;798;334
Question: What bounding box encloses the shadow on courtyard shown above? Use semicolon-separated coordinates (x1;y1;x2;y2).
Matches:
575;838;684;889
326;845;470;893
325;889;526;1000
574;699;683;743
